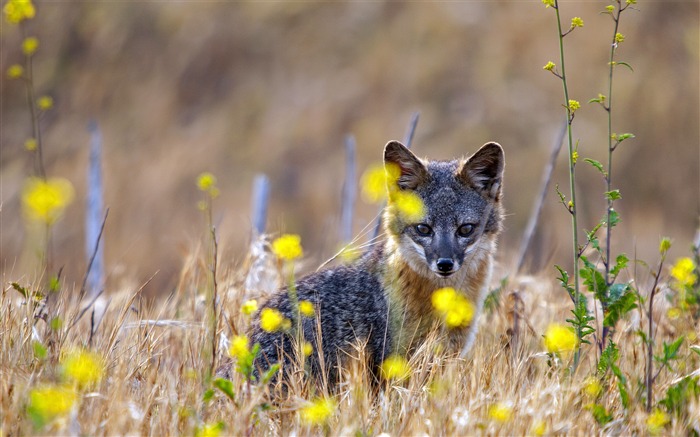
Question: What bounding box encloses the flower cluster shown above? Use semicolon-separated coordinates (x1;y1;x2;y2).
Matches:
299;300;315;317
229;335;250;361
196;172;219;198
543;323;579;355
431;287;475;329
272;234;303;261
299;397;337;425
27;384;76;427
240;299;258;316
671;257;697;288
488;402;513;423
22;177;75;225
3;0;35;24
380;354;411;380
259;307;291;333
61;348;104;389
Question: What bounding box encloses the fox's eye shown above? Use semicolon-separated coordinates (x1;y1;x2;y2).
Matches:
414;224;433;236
457;224;475;238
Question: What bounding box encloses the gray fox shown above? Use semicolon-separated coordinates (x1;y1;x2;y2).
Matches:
248;140;504;385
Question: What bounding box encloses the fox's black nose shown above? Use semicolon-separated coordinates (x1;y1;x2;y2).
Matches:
436;258;455;273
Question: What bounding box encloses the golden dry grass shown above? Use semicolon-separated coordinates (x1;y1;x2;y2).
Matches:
2;240;698;436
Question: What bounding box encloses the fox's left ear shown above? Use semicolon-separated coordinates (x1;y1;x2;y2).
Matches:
459;142;505;200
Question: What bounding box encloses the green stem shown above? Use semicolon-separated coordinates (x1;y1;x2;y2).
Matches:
21;24;46;180
554;1;582;369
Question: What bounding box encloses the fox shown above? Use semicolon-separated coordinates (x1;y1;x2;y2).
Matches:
245;140;505;386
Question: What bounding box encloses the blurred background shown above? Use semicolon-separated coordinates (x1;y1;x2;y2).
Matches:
1;2;698;296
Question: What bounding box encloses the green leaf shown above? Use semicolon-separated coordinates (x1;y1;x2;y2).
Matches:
580;258;607;302
32;341;47;360
213;377;235;401
605;190;622;201
617;380;630;410
584;158;608;177
587;403;613;425
11;282;29;298
604;288;636;328
660;376;700;416
663;336;684;362
598;341;620;377
610;254;629;278
608;209;621;228
261;363;281;384
615;61;634;72
202;388;215;403
616;133;635;141
691;345;700;356
588;97;602;103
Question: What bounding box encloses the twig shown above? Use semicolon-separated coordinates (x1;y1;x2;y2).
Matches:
341;135;357;243
80;208;109;302
250;174;270;237
515;122;566;274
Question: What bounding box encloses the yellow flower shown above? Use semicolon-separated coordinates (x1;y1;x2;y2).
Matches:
646;409;670;434
195;422;224;437
229;335;250;361
259;307;291;333
22;36;39;56
7;64;23;79
22;177;74;225
361;164;388;204
24;138;37;151
380;355;411;380
583;376;602;398
432;287;475;329
543;323;579;355
605;5;615;12
37;95;53;111
302;341;313;357
61;349;104;388
3;0;35;24
299;397;337;425
532;420;547;436
615;33;625;44
488;402;512;423
196;172;218;197
27;384;76;425
572;151;579;165
568;99;581;112
571;17;584;28
241;299;258;316
389;191;425;222
671;257;697;287
272;234;303;261
626;0;636;4
541;0;555;8
543;61;556;71
659;237;672;254
299;300;315;317
667;307;681;320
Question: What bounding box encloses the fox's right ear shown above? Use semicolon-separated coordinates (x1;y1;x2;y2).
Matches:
384;141;429;190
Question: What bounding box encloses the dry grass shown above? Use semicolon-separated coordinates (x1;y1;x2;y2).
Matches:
2;240;698;436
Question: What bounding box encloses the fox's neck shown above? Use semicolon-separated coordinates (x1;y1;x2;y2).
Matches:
380;236;493;356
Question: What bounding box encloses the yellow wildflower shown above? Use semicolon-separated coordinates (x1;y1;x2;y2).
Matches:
543;323;579;355
671;257;697;287
380;355;411;380
299;300;315;317
626;0;636;4
22;36;38;56
615;33;625;44
568;99;581;112
659;237;672;254
488;402;512;422
389;191;425;222
299;397;337;425
7;64;23;79
61;348;104;388
605;5;615;12
543;61;556;71
272;234;303;261
572;151;579;165
24;138;37;151
196;172;219;197
361;164;388;203
432;287;475;329
259;307;291;333
646;409;670;434
532;420;547;436
3;0;35;24
22;177;74;225
571;17;584;28
195;422;224;437
37;96;53;111
667;307;681;320
27;384;76;425
302;341;313;357
541;0;555;8
583;376;602;398
240;299;258;316
229;335;250;361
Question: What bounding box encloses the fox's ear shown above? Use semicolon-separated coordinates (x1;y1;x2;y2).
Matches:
384;140;429;190
459;142;505;200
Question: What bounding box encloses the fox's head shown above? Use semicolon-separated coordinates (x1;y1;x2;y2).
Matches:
383;141;505;281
